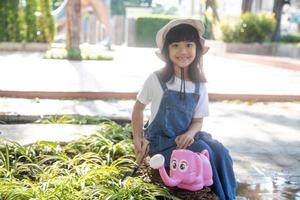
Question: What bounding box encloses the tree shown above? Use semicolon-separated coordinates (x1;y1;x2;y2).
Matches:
0;0;9;41
67;0;81;49
241;0;253;13
272;0;290;41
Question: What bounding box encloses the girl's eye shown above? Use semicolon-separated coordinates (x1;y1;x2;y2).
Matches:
171;43;179;48
186;43;194;48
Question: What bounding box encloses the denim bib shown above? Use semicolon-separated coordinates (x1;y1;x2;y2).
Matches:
144;71;201;155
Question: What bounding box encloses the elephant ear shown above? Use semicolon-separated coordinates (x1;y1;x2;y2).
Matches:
200;149;210;160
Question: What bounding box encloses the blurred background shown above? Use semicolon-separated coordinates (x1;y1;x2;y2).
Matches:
0;0;300;58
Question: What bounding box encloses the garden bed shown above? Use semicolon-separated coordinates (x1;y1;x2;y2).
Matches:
0;121;216;199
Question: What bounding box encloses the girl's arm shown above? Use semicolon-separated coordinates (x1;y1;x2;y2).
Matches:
175;118;203;149
131;100;149;163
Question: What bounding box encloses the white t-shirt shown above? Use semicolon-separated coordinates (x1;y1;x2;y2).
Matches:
137;73;209;123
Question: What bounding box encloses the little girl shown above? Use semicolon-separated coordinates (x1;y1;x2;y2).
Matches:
131;19;236;200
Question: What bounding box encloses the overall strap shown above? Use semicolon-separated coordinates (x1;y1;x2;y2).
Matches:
154;71;168;92
194;82;201;94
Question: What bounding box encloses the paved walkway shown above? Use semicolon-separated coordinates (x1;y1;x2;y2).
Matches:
0;46;300;101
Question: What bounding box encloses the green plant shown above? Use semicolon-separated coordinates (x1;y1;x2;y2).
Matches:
7;0;21;42
80;47;114;60
136;15;175;47
44;48;114;60
280;34;300;43
25;0;38;42
0;0;55;43
221;12;275;43
36;0;55;43
220;19;235;42
0;139;43;180
35;115;111;125
0;0;9;41
103;177;176;199
0;122;179;199
136;15;212;47
67;48;82;60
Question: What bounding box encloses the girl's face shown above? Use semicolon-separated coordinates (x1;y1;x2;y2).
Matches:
168;41;196;69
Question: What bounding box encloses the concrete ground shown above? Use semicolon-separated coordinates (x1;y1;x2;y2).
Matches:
0;47;300;101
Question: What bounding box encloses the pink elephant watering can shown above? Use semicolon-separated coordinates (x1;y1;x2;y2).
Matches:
149;149;213;191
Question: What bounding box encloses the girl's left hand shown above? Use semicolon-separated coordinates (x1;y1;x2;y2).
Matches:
175;133;194;149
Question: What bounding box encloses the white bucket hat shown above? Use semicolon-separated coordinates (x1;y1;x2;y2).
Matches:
155;18;209;62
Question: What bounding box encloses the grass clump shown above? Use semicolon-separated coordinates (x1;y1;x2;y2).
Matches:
35;115;112;125
44;47;113;60
0;121;176;200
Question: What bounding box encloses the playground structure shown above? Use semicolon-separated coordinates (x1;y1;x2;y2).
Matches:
52;0;112;46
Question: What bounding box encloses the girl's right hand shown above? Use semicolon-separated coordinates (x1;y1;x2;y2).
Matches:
133;138;149;164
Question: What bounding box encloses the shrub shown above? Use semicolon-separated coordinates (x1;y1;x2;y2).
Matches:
25;0;38;42
0;0;55;43
136;15;176;47
221;12;275;43
44;48;114;60
7;0;22;42
280;34;300;43
67;48;82;60
256;13;275;42
36;0;55;43
0;0;9;41
220;18;236;42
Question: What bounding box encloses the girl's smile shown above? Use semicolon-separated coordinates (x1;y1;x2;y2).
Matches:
168;41;196;71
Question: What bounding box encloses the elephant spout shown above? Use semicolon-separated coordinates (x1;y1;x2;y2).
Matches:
149;154;181;187
158;167;181;187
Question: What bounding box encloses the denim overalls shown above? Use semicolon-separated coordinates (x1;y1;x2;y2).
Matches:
144;72;236;200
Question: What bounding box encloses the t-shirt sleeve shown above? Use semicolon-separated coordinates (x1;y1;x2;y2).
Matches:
137;74;154;105
193;83;209;118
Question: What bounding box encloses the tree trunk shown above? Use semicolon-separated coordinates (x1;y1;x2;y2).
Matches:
67;0;81;49
241;0;253;13
272;0;285;41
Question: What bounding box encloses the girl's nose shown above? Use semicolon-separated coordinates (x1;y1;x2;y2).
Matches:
179;46;188;54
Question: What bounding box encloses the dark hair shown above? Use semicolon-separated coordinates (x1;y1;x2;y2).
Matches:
159;23;206;83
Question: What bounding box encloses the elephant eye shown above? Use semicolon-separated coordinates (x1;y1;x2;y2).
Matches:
171;159;177;170
179;160;188;172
